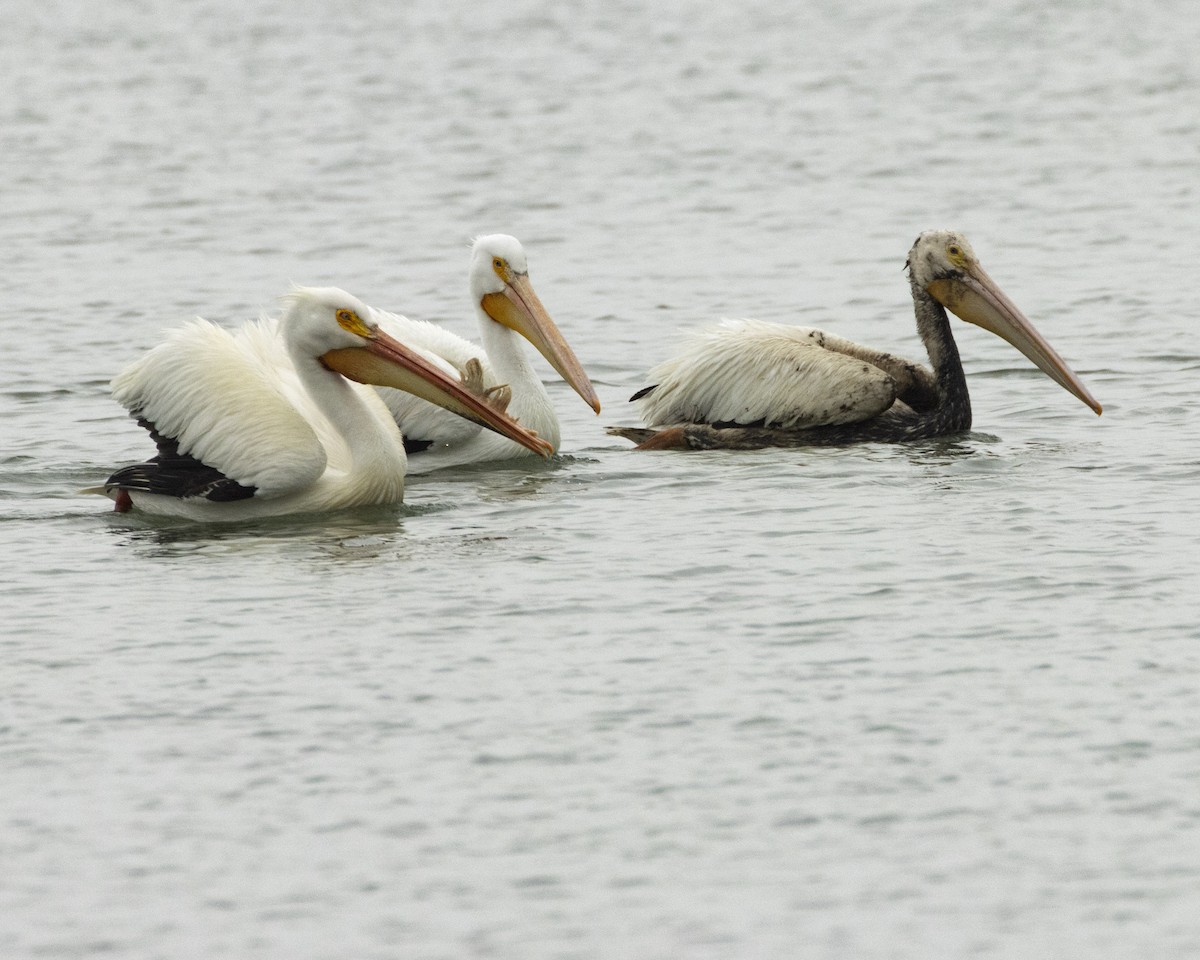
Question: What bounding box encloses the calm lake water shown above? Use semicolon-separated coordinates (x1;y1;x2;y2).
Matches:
3;1;1200;957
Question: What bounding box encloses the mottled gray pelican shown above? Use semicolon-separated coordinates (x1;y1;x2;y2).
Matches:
373;234;601;472
97;287;552;520
609;230;1101;450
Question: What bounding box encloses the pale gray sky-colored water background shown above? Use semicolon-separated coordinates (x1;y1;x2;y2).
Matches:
3;1;1200;957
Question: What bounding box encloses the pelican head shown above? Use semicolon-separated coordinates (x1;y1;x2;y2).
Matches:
470;234;602;413
282;286;553;457
908;230;1101;415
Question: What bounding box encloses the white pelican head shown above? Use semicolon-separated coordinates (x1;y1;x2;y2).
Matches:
469;234;602;413
907;230;1101;415
280;286;380;358
281;286;554;456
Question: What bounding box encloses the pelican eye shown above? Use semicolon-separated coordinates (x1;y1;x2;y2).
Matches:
492;256;509;280
944;242;971;270
335;308;372;337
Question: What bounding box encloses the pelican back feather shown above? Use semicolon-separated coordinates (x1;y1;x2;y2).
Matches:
111;319;327;498
635;319;898;429
367;308;491;449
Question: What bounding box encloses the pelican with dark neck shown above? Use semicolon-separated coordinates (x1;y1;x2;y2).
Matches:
609;230;1102;450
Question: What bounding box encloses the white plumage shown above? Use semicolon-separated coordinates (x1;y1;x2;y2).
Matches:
111;318;333;499
373;235;600;473
371;309;514;457
99;286;551;520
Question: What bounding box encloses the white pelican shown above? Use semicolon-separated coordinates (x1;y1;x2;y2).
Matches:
97;287;553;520
372;234;601;472
609;230;1102;450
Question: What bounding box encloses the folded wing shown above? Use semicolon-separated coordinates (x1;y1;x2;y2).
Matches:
633;319;902;429
110;320;327;499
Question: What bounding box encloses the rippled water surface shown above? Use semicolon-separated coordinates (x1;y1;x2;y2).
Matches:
4;1;1200;957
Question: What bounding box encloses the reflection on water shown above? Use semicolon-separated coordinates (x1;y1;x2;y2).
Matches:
413;452;588;504
900;434;998;467
103;503;413;555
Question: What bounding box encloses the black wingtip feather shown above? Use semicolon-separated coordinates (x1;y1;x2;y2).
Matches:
105;416;257;502
105;462;257;502
403;436;435;456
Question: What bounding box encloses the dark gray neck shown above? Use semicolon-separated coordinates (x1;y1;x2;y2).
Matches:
912;281;971;432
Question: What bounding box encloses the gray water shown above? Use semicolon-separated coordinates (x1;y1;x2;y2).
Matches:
3;1;1200;957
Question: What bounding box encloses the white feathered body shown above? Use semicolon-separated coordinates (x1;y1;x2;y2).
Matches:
108;317;408;520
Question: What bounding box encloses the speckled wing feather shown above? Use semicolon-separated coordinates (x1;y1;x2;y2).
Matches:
633;319;899;429
110;319;327;498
